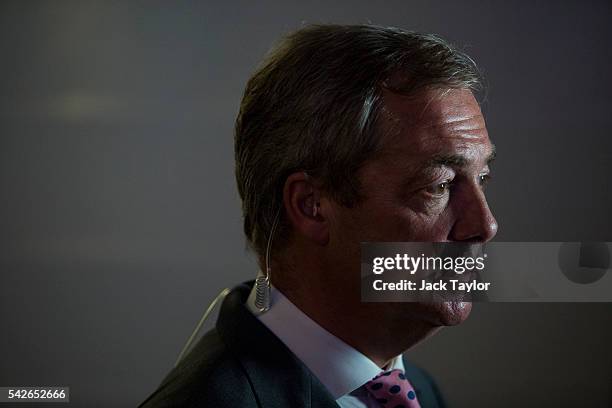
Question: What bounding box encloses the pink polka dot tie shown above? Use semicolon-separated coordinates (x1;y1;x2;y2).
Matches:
365;369;421;408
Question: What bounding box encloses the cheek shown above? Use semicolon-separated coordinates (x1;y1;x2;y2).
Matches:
326;207;366;262
329;195;455;243
378;190;455;241
409;211;455;241
373;205;455;242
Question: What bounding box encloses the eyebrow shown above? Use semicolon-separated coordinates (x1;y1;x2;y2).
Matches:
429;144;497;168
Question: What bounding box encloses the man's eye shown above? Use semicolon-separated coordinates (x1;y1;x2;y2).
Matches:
427;180;452;197
479;174;491;187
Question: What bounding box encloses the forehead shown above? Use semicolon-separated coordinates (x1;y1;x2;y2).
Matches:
377;88;491;164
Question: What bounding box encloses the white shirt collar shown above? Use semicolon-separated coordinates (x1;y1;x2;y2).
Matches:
246;283;404;399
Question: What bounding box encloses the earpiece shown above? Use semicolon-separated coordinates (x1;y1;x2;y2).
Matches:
255;171;318;314
303;171;320;218
312;201;320;217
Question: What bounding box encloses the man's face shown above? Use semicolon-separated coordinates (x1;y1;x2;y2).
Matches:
326;87;497;326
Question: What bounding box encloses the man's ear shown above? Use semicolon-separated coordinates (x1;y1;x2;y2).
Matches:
282;172;329;246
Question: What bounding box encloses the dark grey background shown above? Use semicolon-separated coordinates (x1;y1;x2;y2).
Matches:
1;1;611;407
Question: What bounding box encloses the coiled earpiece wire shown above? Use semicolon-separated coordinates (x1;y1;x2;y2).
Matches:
254;206;281;313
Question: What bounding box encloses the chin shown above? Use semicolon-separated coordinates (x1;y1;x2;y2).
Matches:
436;301;473;326
401;301;473;327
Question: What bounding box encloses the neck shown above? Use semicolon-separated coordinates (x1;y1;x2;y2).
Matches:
291;296;440;367
273;260;440;368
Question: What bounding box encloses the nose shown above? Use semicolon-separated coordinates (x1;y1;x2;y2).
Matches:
448;184;498;242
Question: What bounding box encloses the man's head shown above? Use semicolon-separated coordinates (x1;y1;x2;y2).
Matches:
234;24;497;360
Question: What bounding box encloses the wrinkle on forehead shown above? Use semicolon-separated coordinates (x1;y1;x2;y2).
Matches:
382;87;482;123
377;87;488;149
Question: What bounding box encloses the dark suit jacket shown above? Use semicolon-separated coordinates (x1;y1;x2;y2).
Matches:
139;281;447;407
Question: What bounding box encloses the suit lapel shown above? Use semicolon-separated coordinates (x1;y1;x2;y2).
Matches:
217;282;339;408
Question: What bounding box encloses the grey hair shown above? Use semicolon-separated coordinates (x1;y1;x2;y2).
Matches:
234;24;483;258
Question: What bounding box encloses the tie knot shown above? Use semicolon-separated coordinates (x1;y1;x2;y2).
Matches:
372;369;406;383
365;369;420;408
